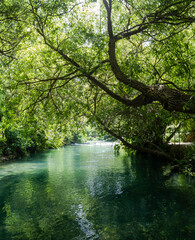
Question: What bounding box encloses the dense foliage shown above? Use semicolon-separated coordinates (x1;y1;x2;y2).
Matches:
0;0;194;164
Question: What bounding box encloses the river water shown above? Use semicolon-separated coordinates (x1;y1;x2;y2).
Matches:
0;142;194;240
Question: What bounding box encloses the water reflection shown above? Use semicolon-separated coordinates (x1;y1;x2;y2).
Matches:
0;142;194;240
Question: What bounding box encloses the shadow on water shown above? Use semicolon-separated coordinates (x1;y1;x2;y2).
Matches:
0;143;194;240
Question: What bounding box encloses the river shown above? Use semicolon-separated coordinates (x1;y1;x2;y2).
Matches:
0;142;194;240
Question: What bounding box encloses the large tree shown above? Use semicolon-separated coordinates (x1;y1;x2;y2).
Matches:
1;0;195;159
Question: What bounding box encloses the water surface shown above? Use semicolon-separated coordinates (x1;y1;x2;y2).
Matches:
0;142;194;240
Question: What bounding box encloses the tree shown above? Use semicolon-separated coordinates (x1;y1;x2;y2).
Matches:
0;0;27;64
1;0;195;160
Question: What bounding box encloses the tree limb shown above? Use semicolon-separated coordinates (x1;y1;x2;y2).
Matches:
96;115;174;161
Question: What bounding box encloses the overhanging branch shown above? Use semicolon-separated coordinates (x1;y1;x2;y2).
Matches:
96;115;174;161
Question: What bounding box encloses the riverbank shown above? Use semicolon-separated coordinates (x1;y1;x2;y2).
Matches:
163;143;194;176
0;155;16;163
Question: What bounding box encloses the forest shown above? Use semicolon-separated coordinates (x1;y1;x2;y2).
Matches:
0;0;194;172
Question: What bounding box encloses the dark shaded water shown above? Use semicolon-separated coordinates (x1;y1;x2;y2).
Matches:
0;142;194;240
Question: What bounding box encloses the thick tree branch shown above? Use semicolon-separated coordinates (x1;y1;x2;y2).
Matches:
151;85;195;114
32;2;195;114
103;0;195;114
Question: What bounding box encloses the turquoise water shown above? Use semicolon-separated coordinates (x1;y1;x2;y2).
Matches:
0;142;194;240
